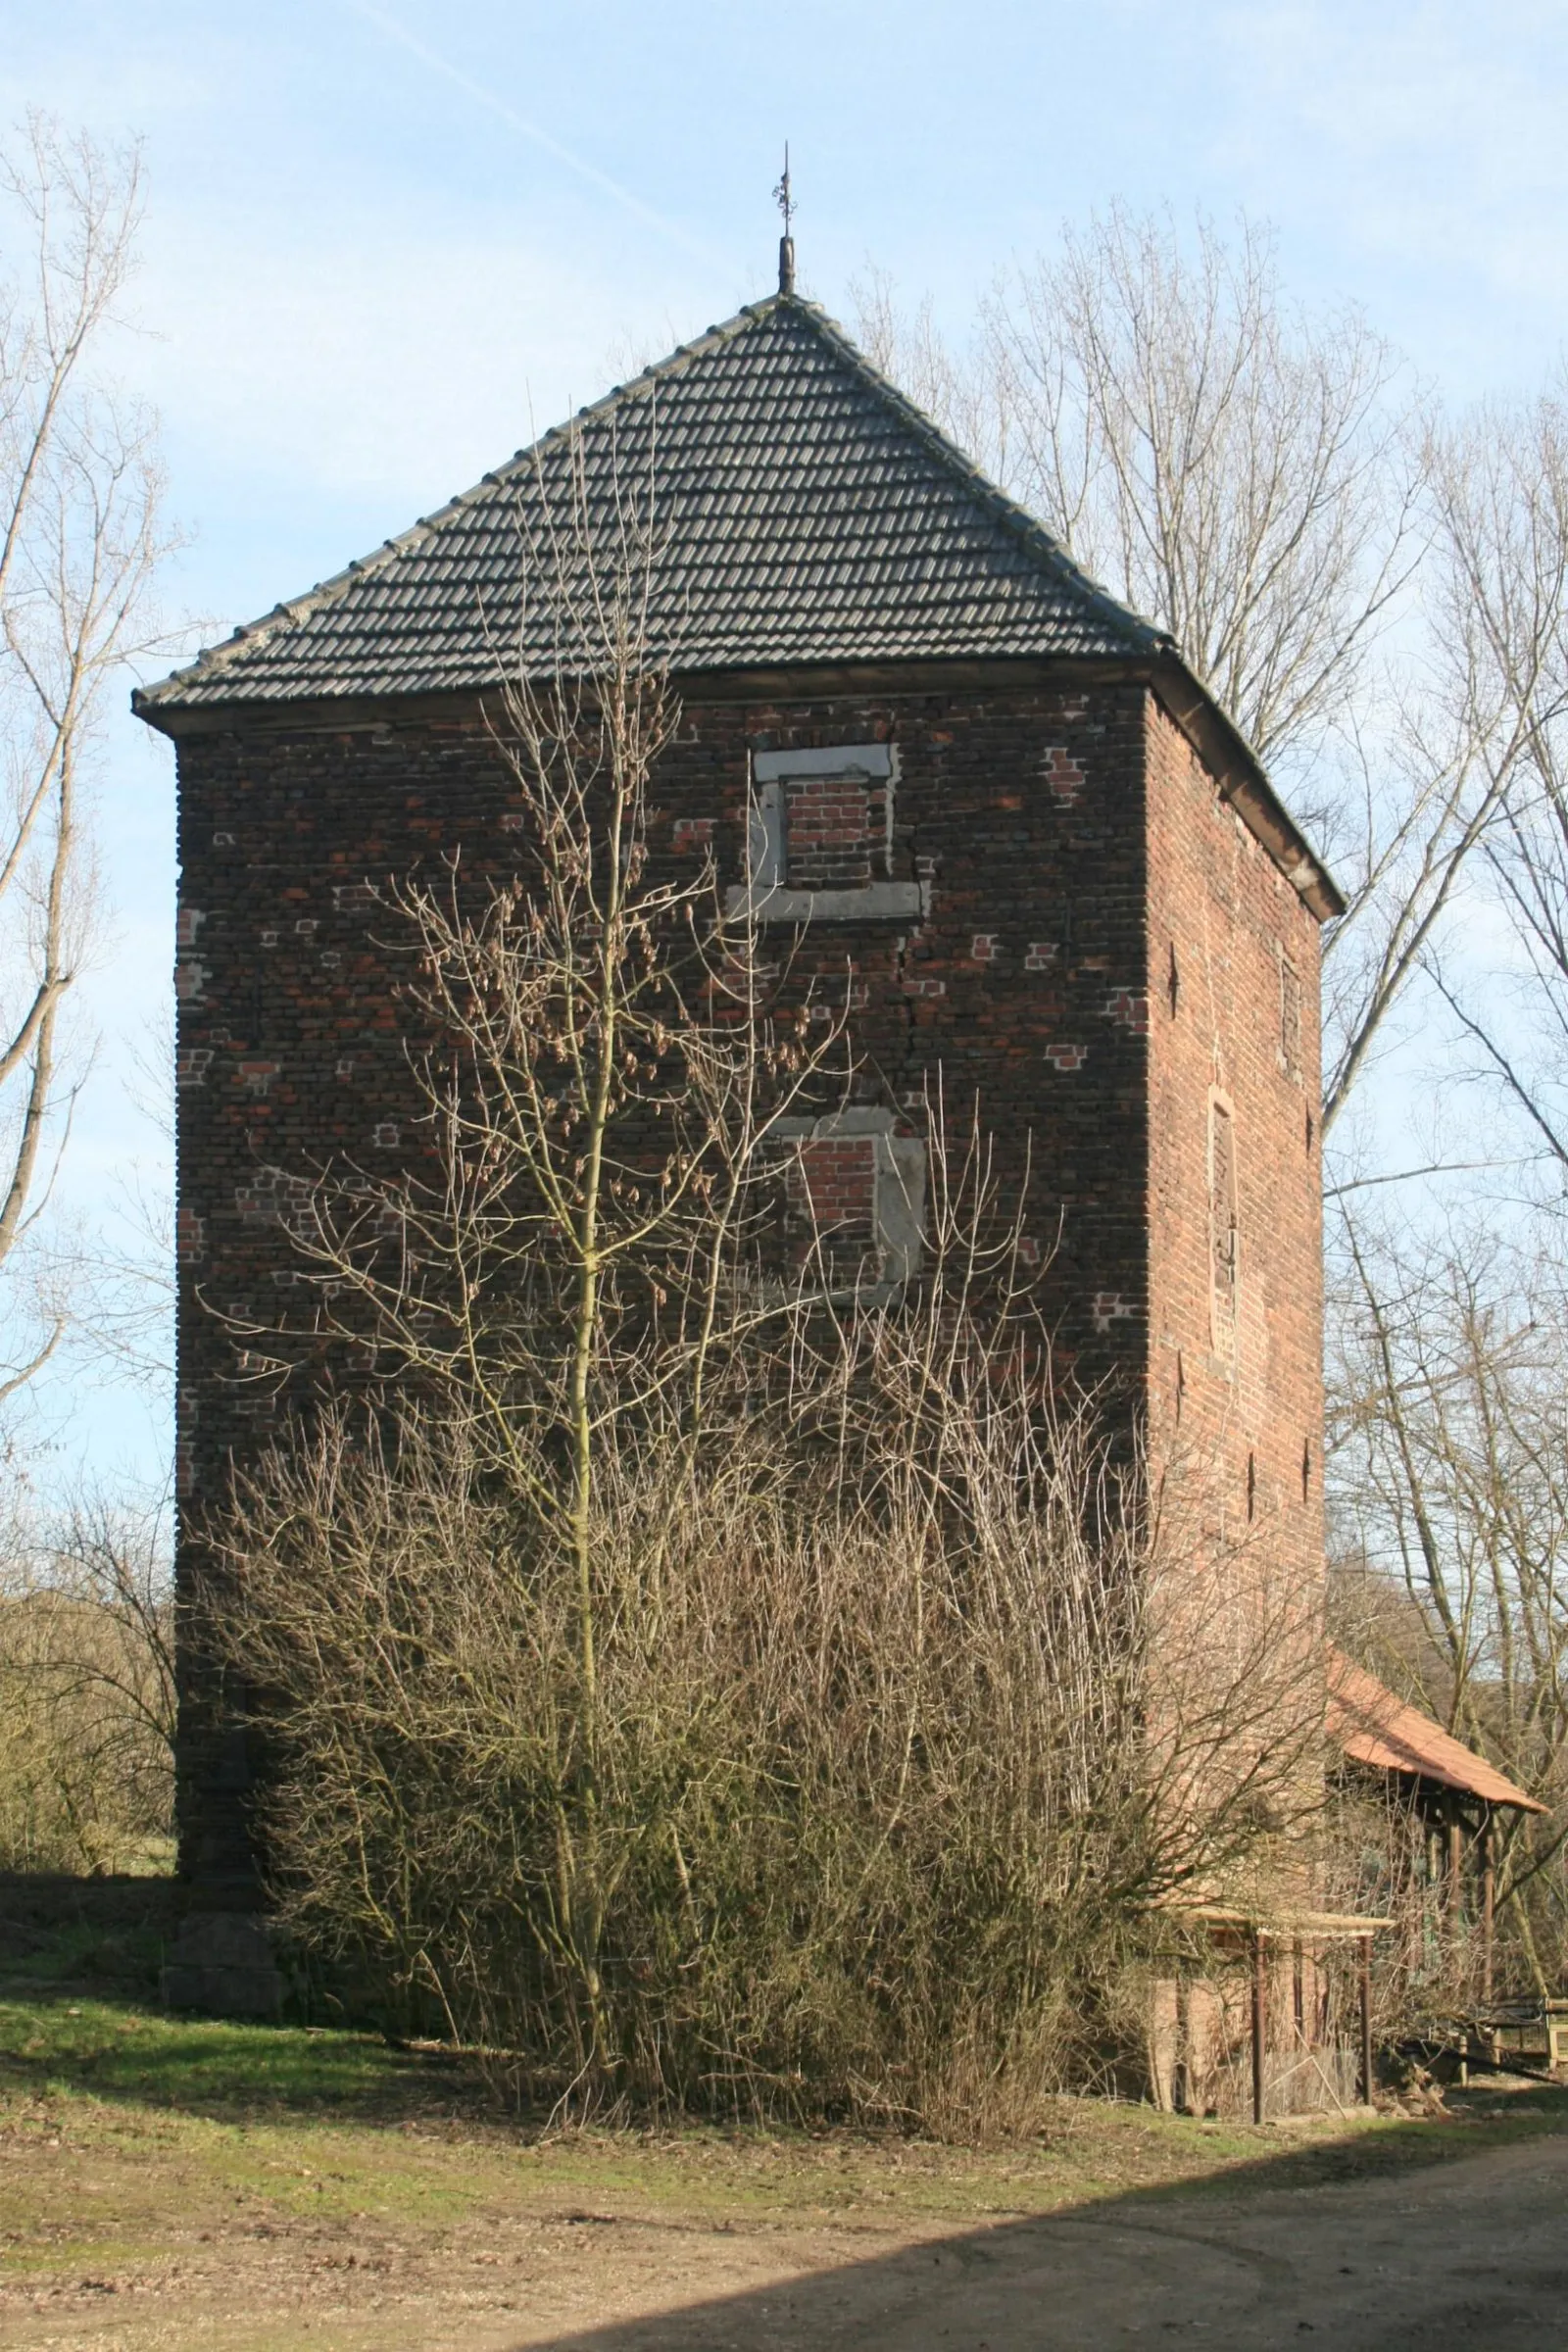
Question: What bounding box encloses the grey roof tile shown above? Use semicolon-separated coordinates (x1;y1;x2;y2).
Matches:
136;293;1170;713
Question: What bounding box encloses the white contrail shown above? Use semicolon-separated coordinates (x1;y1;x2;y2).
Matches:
342;0;736;274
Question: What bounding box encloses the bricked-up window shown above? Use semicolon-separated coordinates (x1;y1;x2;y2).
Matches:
779;1114;926;1298
732;746;922;923
1279;953;1302;1080
795;1136;878;1272
750;745;893;888
739;745;914;902
1209;1094;1239;1358
784;770;881;888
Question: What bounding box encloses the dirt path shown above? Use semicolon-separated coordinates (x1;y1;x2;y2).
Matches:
534;2129;1568;2350
4;1918;1565;2352
5;2125;1568;2352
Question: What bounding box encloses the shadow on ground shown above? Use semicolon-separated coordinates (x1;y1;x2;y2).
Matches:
0;1870;179;1998
517;2089;1568;2352
0;1871;480;2124
6;1873;1568;2346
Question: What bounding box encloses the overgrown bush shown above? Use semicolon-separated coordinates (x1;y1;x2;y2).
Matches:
210;1306;1317;2132
196;446;1321;2130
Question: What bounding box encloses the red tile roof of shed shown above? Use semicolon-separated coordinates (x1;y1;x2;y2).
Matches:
1327;1645;1546;1814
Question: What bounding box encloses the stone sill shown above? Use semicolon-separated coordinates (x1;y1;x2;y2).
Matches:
723;880;927;924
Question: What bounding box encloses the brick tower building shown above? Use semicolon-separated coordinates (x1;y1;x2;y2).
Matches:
135;286;1342;2014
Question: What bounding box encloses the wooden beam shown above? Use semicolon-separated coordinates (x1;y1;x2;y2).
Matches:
1252;1934;1266;2126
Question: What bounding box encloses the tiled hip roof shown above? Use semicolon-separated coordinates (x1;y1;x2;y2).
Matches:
135;293;1165;712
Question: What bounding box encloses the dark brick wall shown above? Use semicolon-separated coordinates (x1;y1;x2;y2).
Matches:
170;672;1325;1897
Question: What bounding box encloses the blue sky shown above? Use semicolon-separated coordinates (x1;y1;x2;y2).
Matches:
5;0;1568;1486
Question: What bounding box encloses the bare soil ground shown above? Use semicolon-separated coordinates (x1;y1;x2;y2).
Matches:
3;1877;1566;2350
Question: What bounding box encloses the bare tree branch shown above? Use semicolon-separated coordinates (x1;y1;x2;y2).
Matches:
1329;1212;1568;1994
0;113;172;1396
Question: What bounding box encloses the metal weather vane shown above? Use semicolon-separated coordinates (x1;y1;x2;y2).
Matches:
774;144;796;294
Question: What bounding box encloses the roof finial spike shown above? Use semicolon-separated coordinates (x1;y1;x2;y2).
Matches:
773;143;796;295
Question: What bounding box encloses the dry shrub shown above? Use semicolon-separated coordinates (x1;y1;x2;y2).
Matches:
197;456;1324;2128
210;1296;1319;2134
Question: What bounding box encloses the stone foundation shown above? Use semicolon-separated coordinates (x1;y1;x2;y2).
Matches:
161;1909;282;2019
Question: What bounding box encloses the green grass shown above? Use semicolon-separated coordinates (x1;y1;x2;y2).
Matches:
4;1984;1568;2221
0;1996;437;2118
4;1912;1568;2351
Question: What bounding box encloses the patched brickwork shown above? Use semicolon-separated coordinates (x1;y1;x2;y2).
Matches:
787;1134;878;1279
1044;745;1086;805
784;772;882;888
160;669;1329;1901
795;1136;876;1232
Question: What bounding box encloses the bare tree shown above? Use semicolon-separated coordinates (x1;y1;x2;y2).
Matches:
853;212;1458;1126
858;212;1417;769
75;1002;177;1397
981;210;1419;770
209;428;860;2079
1388;387;1568;1174
0;114;170;1398
1328;1215;1568;1994
0;1482;174;1871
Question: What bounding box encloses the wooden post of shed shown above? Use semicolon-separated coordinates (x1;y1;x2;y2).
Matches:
1251;1933;1266;2125
1359;1935;1373;2106
1481;1816;1495;2006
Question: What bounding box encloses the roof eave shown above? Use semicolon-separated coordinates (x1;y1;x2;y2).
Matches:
1149;653;1345;924
1327;1646;1547;1814
1339;1743;1548;1816
132;649;1346;926
131;683;193;740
